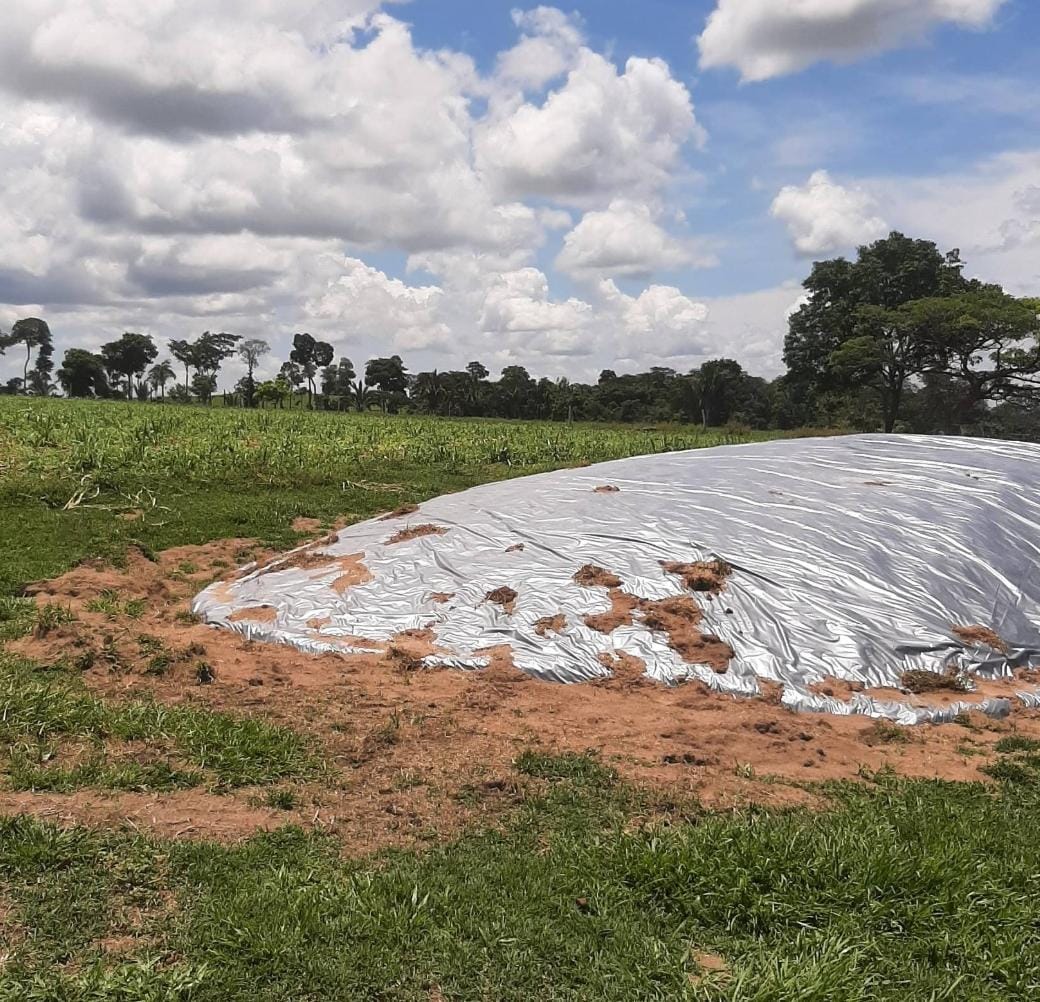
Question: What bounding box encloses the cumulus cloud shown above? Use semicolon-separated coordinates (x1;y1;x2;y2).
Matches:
698;0;1006;82
0;4;733;384
770;170;888;256
477;48;703;206
555;200;706;279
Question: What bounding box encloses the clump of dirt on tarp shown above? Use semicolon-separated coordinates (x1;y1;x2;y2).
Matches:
901;669;970;694
430;592;455;604
505;543;525;553
954;624;1010;654
584;591;734;673
573;564;623;588
661;558;732;594
583;591;640;634
534;614;567;637
228;605;278;624
379;503;419;521
386;524;447;546
641;596;734;673
486;586;518;613
594;485;620;494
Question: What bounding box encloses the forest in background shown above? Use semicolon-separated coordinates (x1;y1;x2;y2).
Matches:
4;232;1039;440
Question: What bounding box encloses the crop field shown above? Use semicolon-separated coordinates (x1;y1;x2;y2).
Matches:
2;397;1040;1000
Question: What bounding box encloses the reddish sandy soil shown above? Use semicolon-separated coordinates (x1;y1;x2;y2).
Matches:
8;534;1040;853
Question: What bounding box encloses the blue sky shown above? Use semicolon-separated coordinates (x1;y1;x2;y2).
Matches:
1;0;1038;387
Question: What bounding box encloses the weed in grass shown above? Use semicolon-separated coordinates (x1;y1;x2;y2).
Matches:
178;561;199;574
982;758;1038;785
195;661;216;685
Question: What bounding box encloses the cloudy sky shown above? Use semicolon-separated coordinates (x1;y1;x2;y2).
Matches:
2;0;1038;388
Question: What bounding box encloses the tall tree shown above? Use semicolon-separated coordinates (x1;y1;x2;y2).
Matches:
290;333;334;408
147;360;176;401
237;338;270;408
100;333;158;400
321;357;356;406
1;318;52;393
784;232;967;423
365;355;408;412
57;349;110;398
193;331;240;404
169;339;195;397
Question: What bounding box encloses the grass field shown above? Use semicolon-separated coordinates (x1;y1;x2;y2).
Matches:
2;397;1040;1000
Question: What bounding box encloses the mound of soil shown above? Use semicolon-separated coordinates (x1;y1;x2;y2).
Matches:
8;531;1040;851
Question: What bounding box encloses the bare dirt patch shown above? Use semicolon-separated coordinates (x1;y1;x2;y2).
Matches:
386;524;448;546
9;539;1040;852
292;517;324;534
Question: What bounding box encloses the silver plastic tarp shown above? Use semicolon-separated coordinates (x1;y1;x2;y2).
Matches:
193;434;1040;723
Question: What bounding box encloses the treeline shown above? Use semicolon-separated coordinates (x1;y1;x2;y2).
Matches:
2;232;1039;437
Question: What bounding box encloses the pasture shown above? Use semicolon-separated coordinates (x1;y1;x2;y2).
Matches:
1;397;1039;1000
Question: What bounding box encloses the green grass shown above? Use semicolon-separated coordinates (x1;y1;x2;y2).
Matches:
2;396;1039;999
0;653;318;789
2;759;1040;1000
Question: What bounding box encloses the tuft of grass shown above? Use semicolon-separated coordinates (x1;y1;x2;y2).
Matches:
995;735;1040;754
514;749;618;786
263;789;300;811
85;589;146;620
32;603;76;638
8;751;203;793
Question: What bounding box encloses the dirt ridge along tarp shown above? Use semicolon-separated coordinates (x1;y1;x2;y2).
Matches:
193;434;1040;723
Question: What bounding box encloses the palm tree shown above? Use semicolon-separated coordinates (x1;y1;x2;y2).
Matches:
147;360;176;402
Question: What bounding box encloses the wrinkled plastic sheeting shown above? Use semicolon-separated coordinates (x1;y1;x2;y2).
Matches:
193;434;1040;723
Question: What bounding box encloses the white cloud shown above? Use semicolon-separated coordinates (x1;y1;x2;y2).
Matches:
698;0;1006;82
306;256;450;352
771;170;888;256
477;48;703;206
863;149;1040;294
556;200;705;279
495;7;584;90
0;4;758;386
